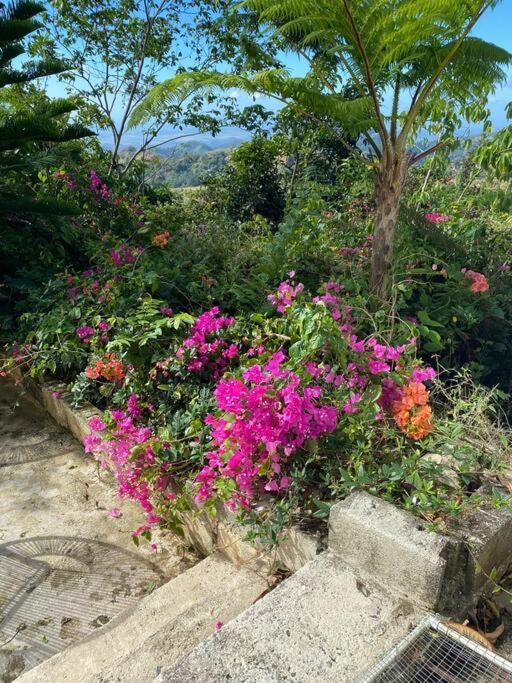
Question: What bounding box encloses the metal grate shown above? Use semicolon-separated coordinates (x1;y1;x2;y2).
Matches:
363;615;512;683
0;536;165;676
0;387;76;466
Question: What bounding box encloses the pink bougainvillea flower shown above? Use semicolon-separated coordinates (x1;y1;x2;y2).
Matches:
177;307;236;380
411;366;436;383
343;393;362;413
424;212;450;224
368;360;391;375
88;416;107;431
76;325;95;341
268;279;304;313
160;306;174;316
215;621;224;631
51;391;61;399
109;508;122;518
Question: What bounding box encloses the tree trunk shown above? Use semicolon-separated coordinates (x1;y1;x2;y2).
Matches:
370;153;408;300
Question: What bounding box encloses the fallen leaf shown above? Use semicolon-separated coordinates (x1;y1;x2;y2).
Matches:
443;620;495;651
481;622;505;644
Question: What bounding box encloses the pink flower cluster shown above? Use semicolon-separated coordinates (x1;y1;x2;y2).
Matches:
463;269;489;293
177;307;237;379
75;321;110;344
424;212;450;224
195;351;338;509
268;273;304;312
76;325;96;342
84;395;172;524
309;281;426;417
89;170;110;199
53;170;76;190
109;244;144;266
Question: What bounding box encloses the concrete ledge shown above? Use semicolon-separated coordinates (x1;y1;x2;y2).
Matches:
13;373;318;574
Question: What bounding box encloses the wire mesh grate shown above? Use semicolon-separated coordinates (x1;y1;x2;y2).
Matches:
363;616;512;683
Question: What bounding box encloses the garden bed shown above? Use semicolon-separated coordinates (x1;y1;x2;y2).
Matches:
14;370;320;573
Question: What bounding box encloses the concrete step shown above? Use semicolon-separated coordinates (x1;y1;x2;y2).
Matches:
155;551;423;683
155;492;512;682
17;553;268;683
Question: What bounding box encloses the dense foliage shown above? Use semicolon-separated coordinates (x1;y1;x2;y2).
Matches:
2;0;512;548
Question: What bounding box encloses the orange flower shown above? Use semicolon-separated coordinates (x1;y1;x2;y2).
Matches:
85;353;125;383
152;231;170;247
403;381;429;405
392;381;433;440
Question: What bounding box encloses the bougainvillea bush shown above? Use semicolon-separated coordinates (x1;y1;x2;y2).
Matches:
6;237;506;545
4;162;511;546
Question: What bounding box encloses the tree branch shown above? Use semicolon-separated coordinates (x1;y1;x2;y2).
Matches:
409;139;447;166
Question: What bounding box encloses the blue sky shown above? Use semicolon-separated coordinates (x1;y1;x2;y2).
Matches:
49;2;512;148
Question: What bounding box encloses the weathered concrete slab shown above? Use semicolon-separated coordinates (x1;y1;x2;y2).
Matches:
328;492;471;614
445;502;512;596
156;552;422;683
17;554;268;683
0;379;76;465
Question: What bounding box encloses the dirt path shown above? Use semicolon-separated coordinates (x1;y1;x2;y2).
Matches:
0;379;196;681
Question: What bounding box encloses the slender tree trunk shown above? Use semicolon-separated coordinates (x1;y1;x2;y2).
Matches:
370;152;408;300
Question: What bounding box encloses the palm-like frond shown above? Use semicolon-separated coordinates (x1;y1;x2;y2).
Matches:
0;1;93;218
130;69;374;137
0;1;44;43
132;0;510;167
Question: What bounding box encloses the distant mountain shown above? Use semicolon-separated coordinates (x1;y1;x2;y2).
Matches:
115;133;250;187
157;141;213;156
157;136;248;156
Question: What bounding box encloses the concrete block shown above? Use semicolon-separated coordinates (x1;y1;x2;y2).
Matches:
156;552;421;683
445;503;512;596
328;492;470;614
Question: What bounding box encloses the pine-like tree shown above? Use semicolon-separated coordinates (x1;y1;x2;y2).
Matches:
0;0;92;215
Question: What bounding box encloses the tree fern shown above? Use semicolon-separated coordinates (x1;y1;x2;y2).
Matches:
132;0;511;298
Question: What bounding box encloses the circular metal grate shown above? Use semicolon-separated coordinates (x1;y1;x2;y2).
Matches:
0;393;76;467
0;536;164;680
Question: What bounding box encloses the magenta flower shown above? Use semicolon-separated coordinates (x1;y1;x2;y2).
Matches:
411;366;436;382
424;212;450;224
89;416;107;431
76;326;95;341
